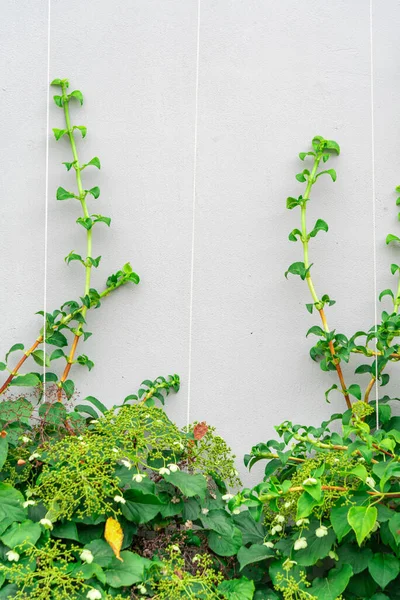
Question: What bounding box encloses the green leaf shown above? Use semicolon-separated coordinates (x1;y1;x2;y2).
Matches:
233;511;266;545
295;527;336;566
391;263;400;275
296;170;309;183
309;218;329;238
50;78;65;86
164;471;207;499
73;125;87;138
285;261;310;280
83;396;108;415
56;187;75;200
104;551;152;588
316;169;337;182
85;157;101;169
337;543;372;574
347;384;361;401
5;343;24;362
31;349;50;368
386;234;400;245
311;565;352;600
368;553;400;589
286;196;301;210
288;228;302;242
0;438;8;470
388;512;400;545
306;325;325;338
92;214;111;226
9;373;40;387
69;90;83;105
355;364;372;374
306;303;313;314
53;95;63;107
121;490;162;524
1;519;41;550
237;544;274;570
218;577;255;600
0;585;18;599
46;331;68;347
348;464;368;482
52;128;67;141
348;505;377;546
38;402;67;426
324;139;340;154
61;379;75;400
84;539;115;568
87;186;100;199
50;349;66;361
75;404;98;420
207;526;242;556
0;483;26;522
296;491;321;519
76;217;93;230
330;505;352;542
52;520;79;541
62;161;74;171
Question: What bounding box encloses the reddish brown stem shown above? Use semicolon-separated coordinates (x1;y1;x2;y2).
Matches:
0;337;42;395
318;308;352;410
57;334;80;401
364;376;376;404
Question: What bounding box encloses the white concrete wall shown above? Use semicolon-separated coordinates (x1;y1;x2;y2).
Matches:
1;0;399;484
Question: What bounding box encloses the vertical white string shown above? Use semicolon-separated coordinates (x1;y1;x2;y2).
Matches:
43;0;51;398
187;0;201;427
369;0;379;429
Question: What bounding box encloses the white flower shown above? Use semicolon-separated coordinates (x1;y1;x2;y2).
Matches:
114;495;126;504
184;520;193;529
171;545;180;552
232;508;240;515
112;448;119;453
159;467;170;476
201;508;209;515
120;459;131;469
302;477;317;486
296;518;309;527
21;436;30;444
315;525;328;538
173;441;184;450
294;537;308;551
366;477;376;489
284;501;293;509
192;555;200;563
28;452;40;462
263;541;274;548
6;550;20;562
372;521;380;533
80;549;94;564
40;518;53;529
171;496;180;504
89;419;99;424
137;585;146;595
275;515;285;523
132;473;145;483
168;463;180;472
329;550;339;561
23;500;36;508
357;457;365;463
77;435;84;440
86;590;102;600
271;524;282;535
222;494;234;501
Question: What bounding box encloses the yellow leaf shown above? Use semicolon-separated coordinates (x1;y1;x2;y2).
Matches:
105;516;124;562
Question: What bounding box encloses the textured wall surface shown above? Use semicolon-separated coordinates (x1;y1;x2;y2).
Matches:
1;0;399;484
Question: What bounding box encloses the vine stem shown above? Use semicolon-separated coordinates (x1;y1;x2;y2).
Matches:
0;338;42;395
300;154;352;410
0;280;127;398
57;82;93;401
260;485;400;500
